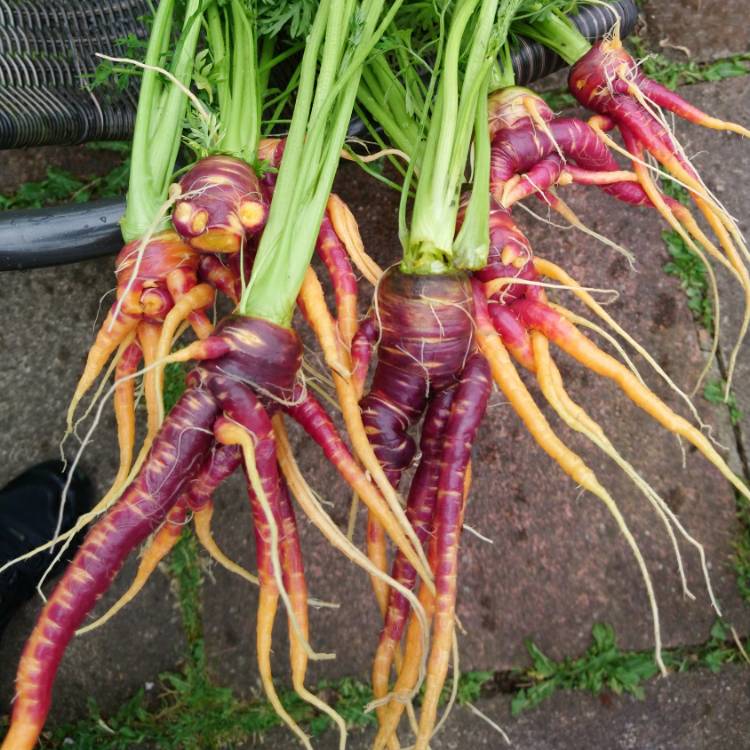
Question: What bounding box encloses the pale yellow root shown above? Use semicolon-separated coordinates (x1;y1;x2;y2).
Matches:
564;168;639;185
112;333;140;487
154;283;215;425
538;190;636;264
419;481;473;748
0;721;43;750
368;514;391;619
257;587;314;750
137;321;163;440
630;157;723;392
428;632;461;743
216;422;332;663
65;306;140;435
298;268;434;591
475;319;667;674
283;510;348;750
539;311;750;502
76;505;185;636
70;333;129;439
532;332;720;613
327;192;384;285
549;303;646;385
619;82;750;388
533;258;709;431
689;191;750;392
374;473;472;749
193;505;259;585
273;415;430;690
624;73;750;139
372;552;437;750
346;490;360;541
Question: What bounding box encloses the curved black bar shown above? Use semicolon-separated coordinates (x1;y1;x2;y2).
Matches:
0;199;124;271
1;0;637;272
513;0;637;86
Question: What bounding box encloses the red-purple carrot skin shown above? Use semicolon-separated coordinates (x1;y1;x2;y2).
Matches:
191;315;302;399
360;269;475;486
636;76;722;129
115;339;143;384
185;443;242;513
5;389;218;747
351;313;378;396
474;201;536;300
276;475;307;607
115;232;200;322
507;155;566;203
139;286;175;320
487;302;535;370
173;155;268;253
569;39;722;131
511;297;574;342
284;384;369;474
377;387;455;652
212;388;287;586
418;353;492;738
487;91;656;208
115;231;199;294
199;254;241;304
487;87;554;139
316;211;359;323
568;41;701;180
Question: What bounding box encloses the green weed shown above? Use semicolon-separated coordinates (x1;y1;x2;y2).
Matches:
0;145;130;211
658;179;714;331
703;380;744;425
734;490;750;604
628;37;750;91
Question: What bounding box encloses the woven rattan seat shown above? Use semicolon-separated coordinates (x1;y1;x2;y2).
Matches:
0;0;637;149
0;0;148;148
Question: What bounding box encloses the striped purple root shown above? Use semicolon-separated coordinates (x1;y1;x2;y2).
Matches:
3;388;218;750
371;386;456;710
415;353;492;749
359;269;475;487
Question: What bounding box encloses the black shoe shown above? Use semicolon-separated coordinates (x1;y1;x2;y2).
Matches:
0;461;94;638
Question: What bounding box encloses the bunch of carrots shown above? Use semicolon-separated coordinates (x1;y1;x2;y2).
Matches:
3;1;749;748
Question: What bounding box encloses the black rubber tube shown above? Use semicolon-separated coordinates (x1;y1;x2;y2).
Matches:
0;0;637;272
0;199;125;270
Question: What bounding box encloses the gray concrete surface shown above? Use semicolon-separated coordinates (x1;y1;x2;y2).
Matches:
642;0;750;61
249;663;750;750
0;73;748;747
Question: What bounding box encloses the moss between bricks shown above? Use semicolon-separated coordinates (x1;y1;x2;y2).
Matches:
7;528;743;750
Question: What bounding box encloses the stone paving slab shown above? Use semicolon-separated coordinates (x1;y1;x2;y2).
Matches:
670;76;750;462
259;664;750;750
642;0;750;62
0;78;749;738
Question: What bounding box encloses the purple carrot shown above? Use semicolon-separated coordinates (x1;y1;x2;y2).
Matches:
415;353;492;748
359;269;475;486
3;388;218;750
